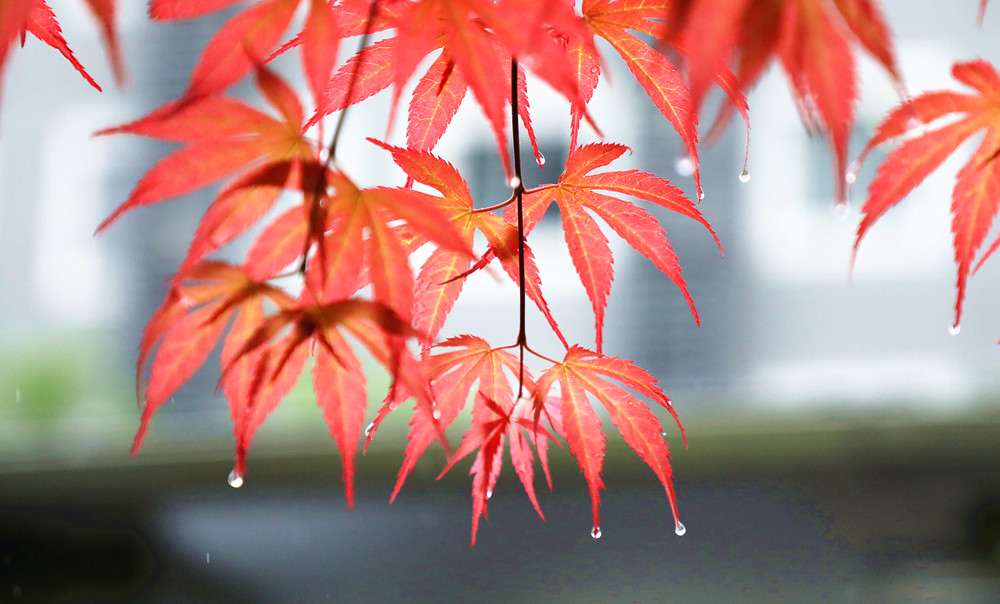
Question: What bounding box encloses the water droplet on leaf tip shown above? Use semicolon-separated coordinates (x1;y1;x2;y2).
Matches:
509;176;521;189
738;170;751;183
949;323;961;336
834;201;849;219
591;526;602;540
698;191;706;201
538;153;546;166
675;522;686;536
432;409;441;420
674;156;694;177
845;171;857;185
364;421;375;437
227;469;243;489
486;489;493;500
660;431;667;437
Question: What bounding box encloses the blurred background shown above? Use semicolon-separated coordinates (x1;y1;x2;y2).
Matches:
2;0;1000;601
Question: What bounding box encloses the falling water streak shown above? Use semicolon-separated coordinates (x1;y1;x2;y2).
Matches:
206;552;210;564
227;469;244;489
14;388;21;404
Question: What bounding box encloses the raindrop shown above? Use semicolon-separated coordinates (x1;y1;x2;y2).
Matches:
949;323;962;336
206;552;210;564
364;421;375;437
738;170;751;183
227;469;244;489
698;190;706;202
674;155;694;177
509;176;521;189
660;431;667;437
675;522;686;536
538;153;546;167
432;409;441;420
589;66;599;75
14;388;21;404
845;160;860;185
591;525;602;540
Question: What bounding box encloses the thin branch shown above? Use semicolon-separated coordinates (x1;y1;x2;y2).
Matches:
511;59;528;396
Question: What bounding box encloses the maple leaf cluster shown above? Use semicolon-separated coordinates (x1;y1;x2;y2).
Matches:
96;0;717;545
1;0;998;545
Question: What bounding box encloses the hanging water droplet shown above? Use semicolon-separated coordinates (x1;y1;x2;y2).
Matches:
538;153;546;167
845;160;860;185
591;525;602;540
675;522;686;536
674;155;694;177
364;421;375;437
486;489;493;500
509;176;521;189
698;190;706;202
227;469;244;489
660;431;668;437
949;323;962;336
834;200;849;219
589;66;599;75
432;409;441;420
738;170;751;183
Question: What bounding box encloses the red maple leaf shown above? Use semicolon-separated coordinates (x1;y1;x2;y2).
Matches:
516;143;721;351
533;346;685;540
310;0;587;176
95;68;317;234
389;335;557;545
579;0;703;196
132;261;296;455
222;293;429;508
372;139;567;346
853;59;1000;333
663;0;902;205
0;0;123;106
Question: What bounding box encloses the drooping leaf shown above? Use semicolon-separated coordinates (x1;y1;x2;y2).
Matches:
854;60;1000;332
582;0;701;197
96;68;315;233
311;0;586;176
534;346;684;539
663;0;902;205
132;262;294;455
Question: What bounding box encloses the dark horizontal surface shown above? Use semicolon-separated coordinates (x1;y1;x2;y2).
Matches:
2;413;1000;602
